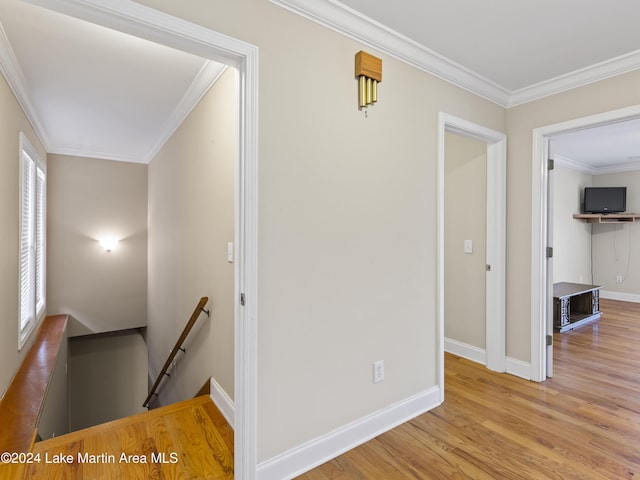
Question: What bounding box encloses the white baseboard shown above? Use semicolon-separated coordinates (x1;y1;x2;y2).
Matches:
506;356;532;380
444;338;486;365
600;290;640;303
209;377;235;429
257;386;442;480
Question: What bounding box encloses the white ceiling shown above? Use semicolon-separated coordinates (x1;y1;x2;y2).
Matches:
1;0;640;169
0;0;224;163
338;0;640;93
551;118;640;173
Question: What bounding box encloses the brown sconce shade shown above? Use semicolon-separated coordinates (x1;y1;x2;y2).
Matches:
355;51;382;109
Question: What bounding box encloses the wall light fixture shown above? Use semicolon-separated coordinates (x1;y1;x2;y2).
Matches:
99;237;118;252
355;50;382;110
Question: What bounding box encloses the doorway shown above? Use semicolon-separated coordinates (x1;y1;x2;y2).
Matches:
25;1;259;478
531;104;640;382
437;113;507;399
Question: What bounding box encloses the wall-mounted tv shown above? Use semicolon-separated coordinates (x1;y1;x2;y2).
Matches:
583;187;627;214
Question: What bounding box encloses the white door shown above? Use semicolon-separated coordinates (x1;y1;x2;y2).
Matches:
546;140;555;377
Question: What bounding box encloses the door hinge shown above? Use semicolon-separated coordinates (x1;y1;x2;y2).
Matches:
546;334;553;346
240;293;246;306
547;158;555;171
546;246;553;258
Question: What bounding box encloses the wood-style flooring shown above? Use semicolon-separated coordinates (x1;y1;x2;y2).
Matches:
2;395;233;480
297;298;640;479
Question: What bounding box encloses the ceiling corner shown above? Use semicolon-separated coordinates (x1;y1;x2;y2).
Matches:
143;61;228;164
0;21;52;151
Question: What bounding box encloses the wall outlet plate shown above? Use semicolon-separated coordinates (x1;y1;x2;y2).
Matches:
373;360;384;383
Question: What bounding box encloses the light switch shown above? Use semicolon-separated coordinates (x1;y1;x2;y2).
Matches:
464;239;473;254
227;242;234;263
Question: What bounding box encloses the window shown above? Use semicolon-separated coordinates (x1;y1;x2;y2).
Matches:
19;132;46;349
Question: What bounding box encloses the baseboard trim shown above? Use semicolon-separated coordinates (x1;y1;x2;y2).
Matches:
257;386;442;480
600;290;640;303
209;377;235;429
444;338;486;365
506;356;532;380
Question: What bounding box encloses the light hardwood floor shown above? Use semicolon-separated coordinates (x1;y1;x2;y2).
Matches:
297;298;640;479
2;395;233;480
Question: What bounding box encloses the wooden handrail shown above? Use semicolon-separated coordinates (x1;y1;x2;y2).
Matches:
143;297;210;407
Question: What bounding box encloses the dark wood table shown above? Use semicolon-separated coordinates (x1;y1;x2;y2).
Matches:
553;282;601;333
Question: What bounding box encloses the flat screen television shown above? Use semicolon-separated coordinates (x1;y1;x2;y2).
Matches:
583;187;627;214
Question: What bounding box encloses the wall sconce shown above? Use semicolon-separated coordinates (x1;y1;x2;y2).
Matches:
355;50;382;110
99;237;119;252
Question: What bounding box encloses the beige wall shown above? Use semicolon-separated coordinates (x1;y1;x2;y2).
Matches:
552;167;640;295
444;132;487;350
47;154;148;336
552;166;592;284
507;70;640;362
592;171;640;294
69;330;147;431
0;73;48;397
147;67;236;406
136;0;506;462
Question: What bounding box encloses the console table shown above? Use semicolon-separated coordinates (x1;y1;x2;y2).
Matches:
553;282;601;333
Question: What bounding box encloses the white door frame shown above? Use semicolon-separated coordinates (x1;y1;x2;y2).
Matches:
437;113;506;400
530;104;640;382
27;1;259;478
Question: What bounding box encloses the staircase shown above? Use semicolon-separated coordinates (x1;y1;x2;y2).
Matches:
8;395;233;479
0;309;233;480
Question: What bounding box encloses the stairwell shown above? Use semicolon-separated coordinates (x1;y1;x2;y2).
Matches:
0;313;233;480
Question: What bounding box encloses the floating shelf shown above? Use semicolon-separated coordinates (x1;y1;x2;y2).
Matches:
572;213;640;223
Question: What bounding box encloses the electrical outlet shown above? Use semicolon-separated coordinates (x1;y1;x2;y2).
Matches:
373;360;384;383
616;275;623;283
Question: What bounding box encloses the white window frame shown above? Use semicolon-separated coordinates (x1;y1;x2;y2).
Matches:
18;132;46;349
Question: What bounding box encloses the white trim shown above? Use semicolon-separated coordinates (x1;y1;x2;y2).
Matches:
268;0;511;107
0;25;52;151
554;154;640;176
24;2;260;479
438;112;507;399
553;154;596;175
505;357;532;381
531;104;640;384
600;290;640;303
268;0;640;108
256;387;441;480
509;49;640;107
210;376;235;429
444;338;486;365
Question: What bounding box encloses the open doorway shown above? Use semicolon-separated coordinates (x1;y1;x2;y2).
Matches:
437;113;506;399
531;104;640;382
21;1;259;478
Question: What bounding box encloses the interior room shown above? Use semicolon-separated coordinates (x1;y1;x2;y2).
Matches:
1;1;640;479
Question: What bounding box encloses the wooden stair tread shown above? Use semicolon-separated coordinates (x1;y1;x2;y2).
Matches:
4;396;233;479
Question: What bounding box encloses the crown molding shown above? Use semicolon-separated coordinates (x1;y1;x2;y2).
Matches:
553;154;596;175
508;49;640;107
270;0;640;109
0;3;227;164
554;154;640;175
0;23;52;151
269;0;512;107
